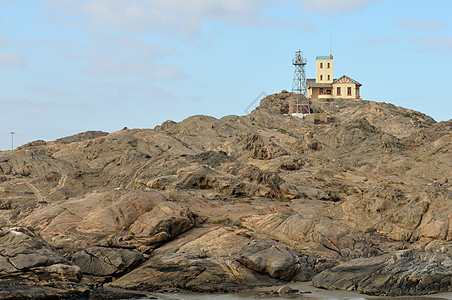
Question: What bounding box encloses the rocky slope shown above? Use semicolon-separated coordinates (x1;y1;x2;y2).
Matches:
0;91;450;298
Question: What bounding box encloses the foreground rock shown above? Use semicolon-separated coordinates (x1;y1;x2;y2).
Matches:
312;250;452;296
0;227;82;282
72;246;144;277
0;227;83;298
0;92;450;296
0;227;148;299
107;227;282;292
238;240;324;281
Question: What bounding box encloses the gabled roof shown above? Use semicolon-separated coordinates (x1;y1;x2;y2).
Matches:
333;75;362;86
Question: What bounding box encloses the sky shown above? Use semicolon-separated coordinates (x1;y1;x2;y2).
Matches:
0;0;451;150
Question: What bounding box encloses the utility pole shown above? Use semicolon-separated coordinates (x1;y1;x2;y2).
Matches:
10;132;15;150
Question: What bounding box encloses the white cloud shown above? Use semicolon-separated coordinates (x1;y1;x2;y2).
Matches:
0;52;26;67
412;36;452;52
83;55;182;80
0;98;48;109
38;0;275;82
398;17;448;32
27;86;73;98
362;36;395;47
297;0;382;14
45;0;275;35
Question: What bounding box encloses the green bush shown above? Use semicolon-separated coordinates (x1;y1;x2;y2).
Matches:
234;222;247;229
212;218;233;225
364;227;377;234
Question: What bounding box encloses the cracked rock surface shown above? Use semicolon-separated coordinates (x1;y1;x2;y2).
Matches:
313;250;452;296
0;92;450;297
72;246;144;277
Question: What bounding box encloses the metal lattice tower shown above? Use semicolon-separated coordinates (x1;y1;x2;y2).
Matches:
291;50;310;115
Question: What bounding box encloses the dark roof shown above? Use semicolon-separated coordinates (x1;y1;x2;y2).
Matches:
316;55;333;60
307;79;333;88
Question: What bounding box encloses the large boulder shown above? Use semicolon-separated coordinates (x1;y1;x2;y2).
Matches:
0;227;81;281
108;227;281;292
238;240;317;281
128;201;203;245
0;227;91;298
312;251;452;296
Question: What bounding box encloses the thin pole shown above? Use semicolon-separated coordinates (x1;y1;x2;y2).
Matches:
330;33;333;56
10;132;15;150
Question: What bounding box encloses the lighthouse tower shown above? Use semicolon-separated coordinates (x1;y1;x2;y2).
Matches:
290;50;310;117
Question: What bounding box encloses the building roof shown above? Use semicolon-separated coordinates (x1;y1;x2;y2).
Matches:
306;78;333;88
333;75;362;86
316;55;333;60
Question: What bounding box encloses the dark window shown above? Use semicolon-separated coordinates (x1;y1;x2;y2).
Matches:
347;87;352;95
319;88;324;94
327;75;330;81
320;63;323;68
326;89;331;95
337;87;341;95
327;63;330;68
320;75;323;81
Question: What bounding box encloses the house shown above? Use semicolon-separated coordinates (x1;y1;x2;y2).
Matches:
307;55;362;100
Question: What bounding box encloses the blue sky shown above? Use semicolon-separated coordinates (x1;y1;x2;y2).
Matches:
0;0;451;150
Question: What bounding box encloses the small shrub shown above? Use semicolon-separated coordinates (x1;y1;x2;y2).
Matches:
277;128;287;134
365;227;377;234
234;222;247;229
212;218;233;226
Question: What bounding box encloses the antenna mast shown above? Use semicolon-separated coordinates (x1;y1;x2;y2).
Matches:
330;33;333;56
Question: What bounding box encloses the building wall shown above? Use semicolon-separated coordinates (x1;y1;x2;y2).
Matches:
309;87;333;99
316;57;333;83
318;87;333;99
332;82;360;99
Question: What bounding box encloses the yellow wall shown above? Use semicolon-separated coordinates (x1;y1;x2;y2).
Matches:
309;87;333;99
316;58;333;83
332;82;360;99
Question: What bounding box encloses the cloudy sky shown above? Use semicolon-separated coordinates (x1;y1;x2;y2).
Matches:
1;0;451;149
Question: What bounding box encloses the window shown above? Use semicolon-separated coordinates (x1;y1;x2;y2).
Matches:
337;87;341;95
319;88;324;94
320;63;323;68
347;87;352;96
327;63;330;68
326;89;331;95
320;75;323;81
327;75;330;81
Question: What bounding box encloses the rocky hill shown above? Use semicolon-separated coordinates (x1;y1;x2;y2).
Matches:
0;91;450;298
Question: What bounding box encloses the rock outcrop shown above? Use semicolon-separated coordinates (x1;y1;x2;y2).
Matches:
313;250;452;296
0;92;450;297
238;240;320;281
72;246;144;277
0;227;87;298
